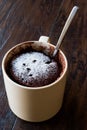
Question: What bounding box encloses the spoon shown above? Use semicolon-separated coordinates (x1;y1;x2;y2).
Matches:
53;6;79;57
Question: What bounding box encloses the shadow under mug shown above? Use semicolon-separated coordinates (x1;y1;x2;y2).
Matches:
2;36;68;122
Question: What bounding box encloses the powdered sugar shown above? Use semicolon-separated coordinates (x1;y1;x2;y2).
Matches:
11;51;59;87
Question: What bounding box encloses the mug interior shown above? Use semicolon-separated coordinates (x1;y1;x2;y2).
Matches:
2;41;67;88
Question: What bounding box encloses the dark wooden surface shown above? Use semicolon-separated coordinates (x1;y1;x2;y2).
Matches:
0;0;87;129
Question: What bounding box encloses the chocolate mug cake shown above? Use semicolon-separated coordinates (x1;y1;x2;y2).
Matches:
8;50;62;87
2;36;67;122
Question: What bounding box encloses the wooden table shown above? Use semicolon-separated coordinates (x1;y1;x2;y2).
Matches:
0;0;87;129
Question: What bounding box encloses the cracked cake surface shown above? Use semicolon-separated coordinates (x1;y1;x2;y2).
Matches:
9;51;61;87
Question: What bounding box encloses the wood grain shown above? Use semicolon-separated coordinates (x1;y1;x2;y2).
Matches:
0;0;87;129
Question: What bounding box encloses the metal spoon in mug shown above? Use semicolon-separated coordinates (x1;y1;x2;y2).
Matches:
53;6;79;57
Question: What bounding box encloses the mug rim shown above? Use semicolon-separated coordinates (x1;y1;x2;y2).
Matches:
2;40;68;90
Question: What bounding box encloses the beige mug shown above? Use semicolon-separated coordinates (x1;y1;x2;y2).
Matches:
2;36;68;122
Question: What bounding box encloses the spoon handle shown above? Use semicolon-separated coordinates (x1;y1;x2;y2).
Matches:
53;6;79;57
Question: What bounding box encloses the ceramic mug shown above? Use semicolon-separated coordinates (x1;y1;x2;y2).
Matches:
2;36;68;122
